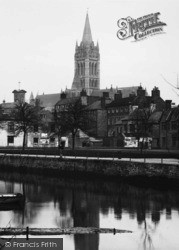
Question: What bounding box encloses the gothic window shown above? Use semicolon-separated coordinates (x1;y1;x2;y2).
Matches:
92;63;94;75
78;63;80;75
80;63;83;75
82;63;84;75
89;62;91;75
95;63;97;75
83;63;85;75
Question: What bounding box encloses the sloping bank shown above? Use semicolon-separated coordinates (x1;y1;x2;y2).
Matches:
0;155;179;181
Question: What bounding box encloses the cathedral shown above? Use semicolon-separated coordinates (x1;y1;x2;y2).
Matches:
36;13;138;110
71;13;100;96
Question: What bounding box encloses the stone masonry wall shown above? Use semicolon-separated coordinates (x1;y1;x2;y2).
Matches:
0;155;179;180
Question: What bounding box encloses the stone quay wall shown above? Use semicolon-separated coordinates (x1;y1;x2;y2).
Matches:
0;155;179;180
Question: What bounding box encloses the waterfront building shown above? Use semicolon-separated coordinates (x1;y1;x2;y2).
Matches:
105;86;165;148
160;103;179;149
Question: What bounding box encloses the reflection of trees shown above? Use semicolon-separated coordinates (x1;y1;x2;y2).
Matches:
139;220;156;250
0;171;179;234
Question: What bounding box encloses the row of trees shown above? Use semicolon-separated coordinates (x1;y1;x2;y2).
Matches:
0;99;89;150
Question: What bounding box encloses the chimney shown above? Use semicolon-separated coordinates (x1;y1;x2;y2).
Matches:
152;86;160;98
165;100;172;110
102;92;109;98
137;85;145;97
80;89;87;105
114;90;122;101
129;91;136;98
101;92;109;109
61;92;66;99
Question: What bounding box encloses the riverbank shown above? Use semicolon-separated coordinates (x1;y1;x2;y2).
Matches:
0;147;179;158
0;154;179;181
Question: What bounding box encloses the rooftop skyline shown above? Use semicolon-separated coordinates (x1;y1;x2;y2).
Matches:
0;0;179;105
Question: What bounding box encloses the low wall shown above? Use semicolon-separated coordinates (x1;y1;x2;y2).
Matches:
0;155;179;180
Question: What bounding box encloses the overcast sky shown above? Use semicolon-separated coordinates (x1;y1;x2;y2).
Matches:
0;0;179;104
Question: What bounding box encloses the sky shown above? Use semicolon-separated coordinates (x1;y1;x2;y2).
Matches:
0;0;179;104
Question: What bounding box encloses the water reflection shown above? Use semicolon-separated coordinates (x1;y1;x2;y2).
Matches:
0;170;179;250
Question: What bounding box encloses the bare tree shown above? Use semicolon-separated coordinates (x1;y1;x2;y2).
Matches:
12;101;40;150
52;109;68;149
161;74;179;97
55;99;89;149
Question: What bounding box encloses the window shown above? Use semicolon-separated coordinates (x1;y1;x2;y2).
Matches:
7;136;14;144
171;121;178;130
124;124;128;133
161;123;166;130
129;124;135;133
162;137;166;147
33;138;38;144
172;136;177;147
40;114;46;119
8;122;14;132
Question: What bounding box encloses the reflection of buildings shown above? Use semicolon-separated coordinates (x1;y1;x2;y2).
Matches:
72;191;99;250
0;171;179;248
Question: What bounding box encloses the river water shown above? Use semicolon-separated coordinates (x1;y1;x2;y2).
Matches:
0;170;179;250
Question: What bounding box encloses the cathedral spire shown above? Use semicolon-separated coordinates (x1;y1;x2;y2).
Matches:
82;13;92;45
72;12;100;95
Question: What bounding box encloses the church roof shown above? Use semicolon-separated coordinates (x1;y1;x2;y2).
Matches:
91;86;139;98
36;93;61;110
0;102;15;109
55;97;79;107
82;13;93;45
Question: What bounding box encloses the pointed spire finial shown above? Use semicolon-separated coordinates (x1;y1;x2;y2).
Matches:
82;12;92;45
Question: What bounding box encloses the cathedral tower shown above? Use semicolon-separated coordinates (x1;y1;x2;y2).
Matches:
71;13;100;96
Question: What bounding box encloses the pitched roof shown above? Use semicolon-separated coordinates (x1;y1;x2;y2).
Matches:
91;86;139;98
86;99;111;110
161;106;179;122
148;111;163;123
36;93;61;109
107;96;135;108
0;102;15;109
55;97;79;106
